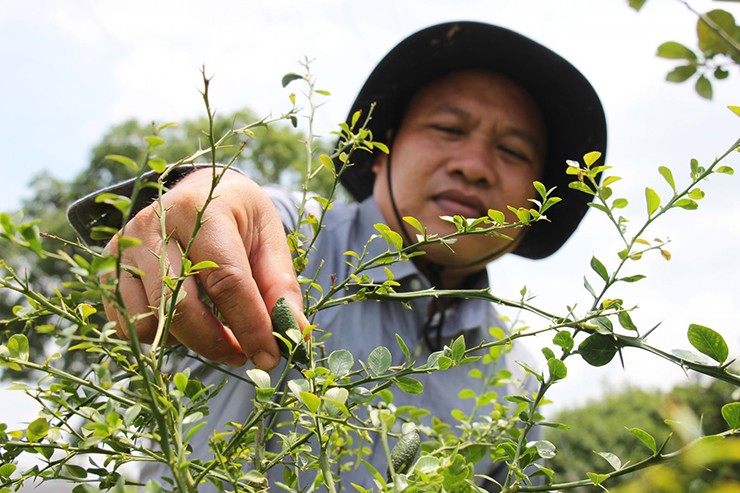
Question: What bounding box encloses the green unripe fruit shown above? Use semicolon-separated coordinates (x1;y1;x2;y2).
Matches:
270;297;309;365
387;426;420;480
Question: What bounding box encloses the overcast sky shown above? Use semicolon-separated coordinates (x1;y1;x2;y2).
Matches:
1;0;739;429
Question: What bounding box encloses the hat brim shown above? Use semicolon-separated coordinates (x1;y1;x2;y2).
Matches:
336;21;607;259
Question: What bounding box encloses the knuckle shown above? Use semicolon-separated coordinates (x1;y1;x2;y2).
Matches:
201;263;249;302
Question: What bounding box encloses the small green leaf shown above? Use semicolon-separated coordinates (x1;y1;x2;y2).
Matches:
587;472;610;486
674;198;698;210
105;154;139;172
368;346;392;376
656;41;697;60
0;463;17;479
629;427;657;453
619;274;646;283
396;376;424;394
578;334;618;367
618;310;638;331
666;65;697;83
658;166;676;191
645;187;661;217
299;391;321;413
531;440;557;459
148;158;167;173
328;349;354;378
687;324;728;363
547;358;567;381
695;75;713;100
721;402;740;429
403;216;424;234
612;198;628;209
27;417;50;441
553;331;574;353
590;256;610;283
7;334;29;361
173;372;188;393
596;451;621;471
281;72;304;87
246;369;272;389
396;334;411;362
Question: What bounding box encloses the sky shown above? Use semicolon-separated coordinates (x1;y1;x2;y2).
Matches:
1;0;739;433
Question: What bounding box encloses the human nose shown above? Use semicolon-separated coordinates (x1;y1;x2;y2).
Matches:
446;139;497;187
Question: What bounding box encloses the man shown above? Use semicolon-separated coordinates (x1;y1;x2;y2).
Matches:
68;21;606;491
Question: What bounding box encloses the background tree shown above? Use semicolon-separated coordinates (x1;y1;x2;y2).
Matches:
547;379;739;492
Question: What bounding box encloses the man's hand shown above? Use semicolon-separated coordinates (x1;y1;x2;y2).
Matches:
104;168;307;370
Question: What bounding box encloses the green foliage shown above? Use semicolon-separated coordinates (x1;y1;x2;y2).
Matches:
645;1;739;99
547;380;740;492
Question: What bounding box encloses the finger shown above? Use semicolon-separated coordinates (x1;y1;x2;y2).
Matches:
248;202;311;337
155;239;246;365
185;213;281;370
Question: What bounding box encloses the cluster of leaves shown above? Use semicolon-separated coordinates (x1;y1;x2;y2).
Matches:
629;0;740;99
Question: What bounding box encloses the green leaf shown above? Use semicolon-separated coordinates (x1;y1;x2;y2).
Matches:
450;334;466;361
578;334;618;367
531;440;557;459
403;216;424;234
328;349;354;378
658;166;676;191
629;427;657;453
587;472;610;486
65;464;88;479
645;187;661;217
612;197;628;209
619;274;646;283
105;154;139;172
396;376;424;394
246;369;272;388
281;72;304;87
173;372;188;393
666;65;697;83
618;310;638;331
7;334;29;361
687;324;728;363
553;331;574;353
695;75;713;100
396;334;411;362
569;181;594;195
674;198;698;210
27;417;50;441
147;158;167;173
299;391;321;413
547;358;567;381
368;346;392;376
596;451;622;471
721;402;740;429
590;256;610;283
0;463;17;479
656;41;697;60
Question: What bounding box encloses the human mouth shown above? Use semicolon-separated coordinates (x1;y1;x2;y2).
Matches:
433;190;487;218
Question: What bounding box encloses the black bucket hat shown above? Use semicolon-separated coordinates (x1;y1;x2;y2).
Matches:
335;21;607;259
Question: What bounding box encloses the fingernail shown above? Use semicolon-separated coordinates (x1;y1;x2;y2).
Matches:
225;353;248;367
252;351;278;370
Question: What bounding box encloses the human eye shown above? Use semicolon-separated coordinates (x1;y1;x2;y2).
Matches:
429;122;464;136
499;144;534;164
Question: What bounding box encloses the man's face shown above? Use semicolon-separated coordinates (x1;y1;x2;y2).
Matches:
372;70;547;277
